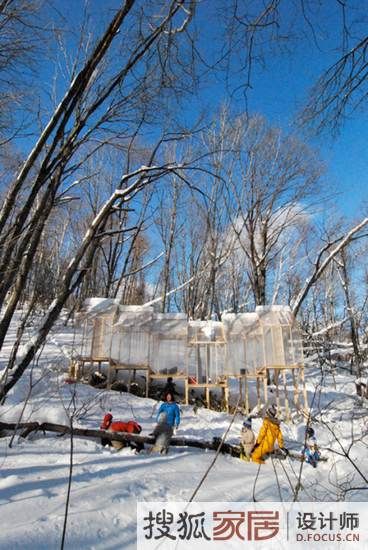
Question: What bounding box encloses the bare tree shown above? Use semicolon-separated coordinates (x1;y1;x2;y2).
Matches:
223;114;322;306
0;162;190;400
300;35;368;133
0;0;202;399
292;217;368;317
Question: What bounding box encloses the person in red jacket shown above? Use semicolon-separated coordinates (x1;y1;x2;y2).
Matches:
100;413;143;452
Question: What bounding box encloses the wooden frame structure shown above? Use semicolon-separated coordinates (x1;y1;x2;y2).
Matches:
69;302;308;417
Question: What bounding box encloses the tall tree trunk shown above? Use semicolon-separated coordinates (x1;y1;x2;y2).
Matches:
339;249;361;376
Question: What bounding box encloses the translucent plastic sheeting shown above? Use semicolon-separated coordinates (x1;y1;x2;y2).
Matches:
150;314;188;373
245;333;265;373
187;345;226;381
212;345;227;378
78;298;117;318
273;326;285;365
222;313;259;338
188;321;225;343
263;326;274;366
291;328;304;364
187;320;227;381
114;306;153;330
110;329;150;366
226;340;246;374
282;326;294;366
255;305;293;326
187;347;198;378
151;313;188;336
79;301;303;376
79;320;94;357
151;338;187;373
91;316;113;358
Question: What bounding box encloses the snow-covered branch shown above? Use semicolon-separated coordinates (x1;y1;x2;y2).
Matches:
309;317;349;338
292;217;368;317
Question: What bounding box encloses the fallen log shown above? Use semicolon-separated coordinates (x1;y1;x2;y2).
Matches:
0;421;328;462
0;421;241;457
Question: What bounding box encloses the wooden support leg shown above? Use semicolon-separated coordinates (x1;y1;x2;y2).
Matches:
107;363;112;390
224;383;229;413
275;374;280;412
291;368;298;407
206;386;210;409
283;370;290;421
244;374;249;415
263;374;268;406
301;367;308;412
256;378;261;412
146;371;150;398
68;360;74;379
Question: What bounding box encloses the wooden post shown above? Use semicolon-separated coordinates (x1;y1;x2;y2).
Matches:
107;361;112;389
275;369;280;411
301;366;308;411
196;344;200;382
206;386;210;408
263;371;268;405
289;326;301;408
127;368;132;392
282;369;290;421
291;368;299;407
146;370;150;398
244;372;249;414
206;343;210;384
224;380;229;413
256;377;261;412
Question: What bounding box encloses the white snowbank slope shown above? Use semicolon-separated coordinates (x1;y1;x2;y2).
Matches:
0;320;367;549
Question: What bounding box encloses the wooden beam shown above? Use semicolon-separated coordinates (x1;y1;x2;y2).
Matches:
149;373;187;380
188;383;227;389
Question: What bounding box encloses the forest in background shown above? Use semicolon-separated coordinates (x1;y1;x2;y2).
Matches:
1;0;368;401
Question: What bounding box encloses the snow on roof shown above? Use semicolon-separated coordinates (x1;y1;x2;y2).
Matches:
118;305;154;313
256;305;293;325
188;320;225;342
153;313;187;320
222;312;259;336
151;313;188;337
113;306;154;329
78;298;118;318
79;300;296;338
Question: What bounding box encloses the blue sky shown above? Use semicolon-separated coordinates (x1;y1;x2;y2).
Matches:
185;0;368;222
13;1;368;222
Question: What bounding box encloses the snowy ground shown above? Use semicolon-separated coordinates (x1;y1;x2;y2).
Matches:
0;316;367;549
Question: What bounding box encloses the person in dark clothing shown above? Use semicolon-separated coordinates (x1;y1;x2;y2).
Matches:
162;376;179;400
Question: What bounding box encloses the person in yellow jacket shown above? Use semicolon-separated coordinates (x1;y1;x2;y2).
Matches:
251;404;288;464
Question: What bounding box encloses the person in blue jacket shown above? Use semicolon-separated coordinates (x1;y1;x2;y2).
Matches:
151;393;180;454
156;392;180;431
